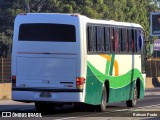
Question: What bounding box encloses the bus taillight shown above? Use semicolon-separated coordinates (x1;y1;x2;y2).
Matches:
12;75;16;87
76;77;85;89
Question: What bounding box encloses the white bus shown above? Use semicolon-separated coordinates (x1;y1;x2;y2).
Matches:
12;13;146;112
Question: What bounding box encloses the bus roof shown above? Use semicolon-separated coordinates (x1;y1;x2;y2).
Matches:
17;13;143;29
87;18;143;28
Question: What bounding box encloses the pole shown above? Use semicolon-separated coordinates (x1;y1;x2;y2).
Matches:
150;58;152;77
155;58;157;77
2;57;3;83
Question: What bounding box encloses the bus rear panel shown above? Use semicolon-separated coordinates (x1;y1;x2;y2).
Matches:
12;13;85;103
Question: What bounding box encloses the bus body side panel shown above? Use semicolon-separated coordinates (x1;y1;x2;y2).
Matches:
84;54;145;105
84;63;103;105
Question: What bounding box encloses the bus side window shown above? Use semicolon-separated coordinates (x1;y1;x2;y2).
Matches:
134;30;137;53
119;28;122;52
87;26;97;53
105;27;110;52
92;26;97;52
114;28;119;52
110;27;114;52
137;30;142;52
122;28;126;52
101;27;105;52
97;26;102;52
128;29;132;52
87;26;92;52
126;29;129;52
139;30;144;52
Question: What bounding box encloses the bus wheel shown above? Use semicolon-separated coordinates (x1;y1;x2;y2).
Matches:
126;85;138;107
97;85;107;112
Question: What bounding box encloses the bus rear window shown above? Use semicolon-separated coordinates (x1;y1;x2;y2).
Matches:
18;23;76;42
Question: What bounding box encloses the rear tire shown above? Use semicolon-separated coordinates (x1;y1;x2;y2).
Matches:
126;85;138;107
97;85;107;112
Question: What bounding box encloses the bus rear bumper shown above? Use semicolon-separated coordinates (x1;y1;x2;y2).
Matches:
12;89;83;102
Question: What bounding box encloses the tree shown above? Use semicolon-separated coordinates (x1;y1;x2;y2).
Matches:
0;0;160;57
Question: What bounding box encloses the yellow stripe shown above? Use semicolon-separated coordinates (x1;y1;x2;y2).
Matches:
100;54;119;76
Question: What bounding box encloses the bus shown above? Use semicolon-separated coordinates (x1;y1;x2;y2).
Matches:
12;13;146;112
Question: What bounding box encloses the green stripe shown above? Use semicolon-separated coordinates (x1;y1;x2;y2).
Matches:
87;61;144;88
105;54;111;75
105;61;110;75
109;54;115;76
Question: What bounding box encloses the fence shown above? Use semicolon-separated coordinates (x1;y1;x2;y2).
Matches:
146;58;160;77
0;58;11;83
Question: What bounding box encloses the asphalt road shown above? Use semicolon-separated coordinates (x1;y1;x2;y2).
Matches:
0;88;160;119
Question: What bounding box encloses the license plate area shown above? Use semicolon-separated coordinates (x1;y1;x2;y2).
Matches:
39;92;51;98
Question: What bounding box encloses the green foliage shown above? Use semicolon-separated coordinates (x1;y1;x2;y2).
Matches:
0;0;160;57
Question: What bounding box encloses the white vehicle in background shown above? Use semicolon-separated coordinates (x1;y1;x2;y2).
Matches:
12;13;146;112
